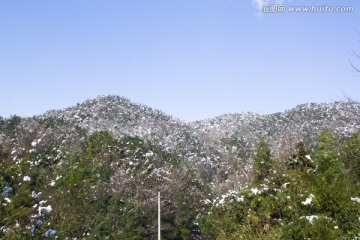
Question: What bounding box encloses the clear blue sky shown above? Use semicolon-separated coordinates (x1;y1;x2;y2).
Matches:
0;0;359;121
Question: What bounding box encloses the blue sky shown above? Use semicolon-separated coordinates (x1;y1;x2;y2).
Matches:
0;0;359;121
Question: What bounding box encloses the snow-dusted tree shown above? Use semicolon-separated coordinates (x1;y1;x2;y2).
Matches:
252;138;273;184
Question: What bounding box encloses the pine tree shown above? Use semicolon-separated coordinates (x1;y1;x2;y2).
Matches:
252;138;273;184
341;132;360;184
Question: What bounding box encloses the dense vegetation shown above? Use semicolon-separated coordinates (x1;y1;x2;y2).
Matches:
0;116;207;239
0;98;360;239
199;131;360;239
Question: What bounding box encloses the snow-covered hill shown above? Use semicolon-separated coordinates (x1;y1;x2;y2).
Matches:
34;96;360;190
191;101;360;157
43;95;204;154
42;96;360;156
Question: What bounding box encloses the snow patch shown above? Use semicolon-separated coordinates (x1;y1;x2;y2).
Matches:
38;205;52;215
251;188;262;195
301;194;315;205
23;176;31;182
31;191;42;199
300;215;319;224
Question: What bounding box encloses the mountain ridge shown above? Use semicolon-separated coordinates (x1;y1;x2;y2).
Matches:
32;95;360;190
25;95;360;162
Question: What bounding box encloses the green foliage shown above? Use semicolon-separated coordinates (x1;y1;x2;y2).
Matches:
5;115;21;132
286;142;314;171
1;127;206;239
199;131;360;239
283;216;343;239
252;138;273;184
341;132;360;183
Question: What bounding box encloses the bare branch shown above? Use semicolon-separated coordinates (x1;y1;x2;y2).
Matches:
350;29;360;73
349;59;360;72
350;48;360;59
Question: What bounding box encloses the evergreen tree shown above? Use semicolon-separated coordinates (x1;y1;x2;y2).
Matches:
252;138;273;184
287;142;314;170
341;132;360;184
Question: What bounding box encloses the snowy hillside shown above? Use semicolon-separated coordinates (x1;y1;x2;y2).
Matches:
38;96;360;190
41;96;360;157
191;101;360;157
43;96;204;154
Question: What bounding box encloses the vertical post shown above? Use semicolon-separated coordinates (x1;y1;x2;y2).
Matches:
158;191;161;240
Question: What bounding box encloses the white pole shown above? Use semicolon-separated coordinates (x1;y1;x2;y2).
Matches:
158;191;161;240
